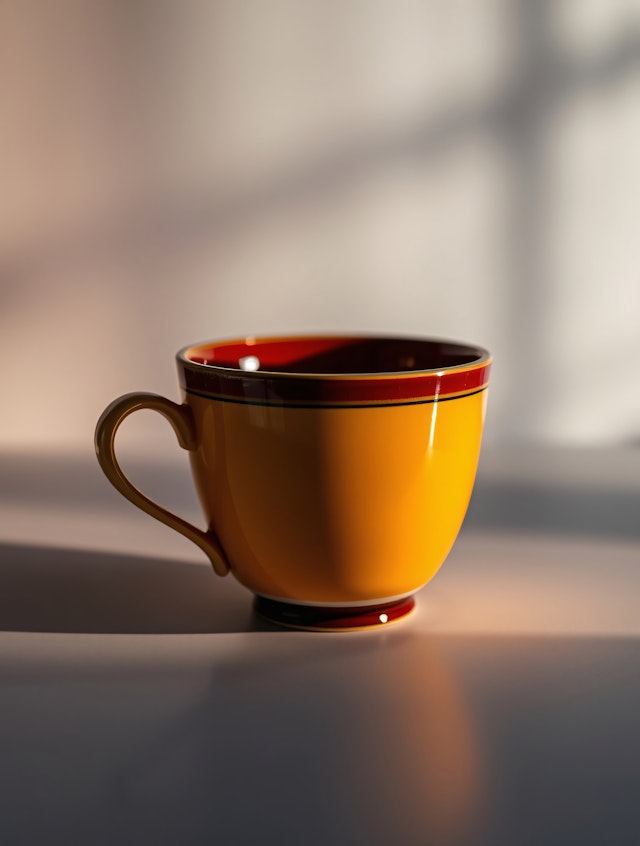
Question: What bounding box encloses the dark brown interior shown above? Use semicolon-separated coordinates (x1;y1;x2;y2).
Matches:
277;339;483;373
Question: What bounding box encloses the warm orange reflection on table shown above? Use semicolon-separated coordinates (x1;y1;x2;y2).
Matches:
341;633;483;845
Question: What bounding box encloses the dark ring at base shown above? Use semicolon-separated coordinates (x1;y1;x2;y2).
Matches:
254;594;415;631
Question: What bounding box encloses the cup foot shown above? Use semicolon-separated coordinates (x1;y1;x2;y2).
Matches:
254;594;415;632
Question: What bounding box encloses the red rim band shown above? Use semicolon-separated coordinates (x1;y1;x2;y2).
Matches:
180;363;490;407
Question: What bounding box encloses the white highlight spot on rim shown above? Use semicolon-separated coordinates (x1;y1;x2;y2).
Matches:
379;613;389;624
239;355;260;372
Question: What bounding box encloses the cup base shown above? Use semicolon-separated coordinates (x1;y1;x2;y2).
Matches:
254;594;415;632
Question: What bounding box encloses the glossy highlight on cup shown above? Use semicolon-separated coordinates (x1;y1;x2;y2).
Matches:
95;335;491;631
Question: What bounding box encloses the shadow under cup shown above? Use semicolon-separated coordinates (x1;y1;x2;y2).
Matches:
97;335;491;631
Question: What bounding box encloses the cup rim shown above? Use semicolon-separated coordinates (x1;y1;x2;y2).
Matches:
177;333;491;381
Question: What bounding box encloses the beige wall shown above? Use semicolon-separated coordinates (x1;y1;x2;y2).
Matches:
2;0;640;452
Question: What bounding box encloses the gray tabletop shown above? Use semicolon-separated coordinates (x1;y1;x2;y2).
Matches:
1;446;639;845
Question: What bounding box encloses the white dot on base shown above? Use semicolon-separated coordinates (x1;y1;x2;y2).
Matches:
379;613;389;623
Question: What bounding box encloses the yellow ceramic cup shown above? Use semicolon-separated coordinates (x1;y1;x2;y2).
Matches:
96;335;491;630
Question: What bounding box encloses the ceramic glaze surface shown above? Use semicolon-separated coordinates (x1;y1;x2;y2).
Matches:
185;388;487;603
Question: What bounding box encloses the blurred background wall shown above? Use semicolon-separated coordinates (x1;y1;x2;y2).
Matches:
2;0;639;454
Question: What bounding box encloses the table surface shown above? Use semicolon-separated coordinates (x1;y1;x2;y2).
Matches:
1;445;639;846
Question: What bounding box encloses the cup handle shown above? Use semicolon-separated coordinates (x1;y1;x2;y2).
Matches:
95;392;230;576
